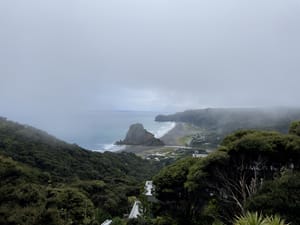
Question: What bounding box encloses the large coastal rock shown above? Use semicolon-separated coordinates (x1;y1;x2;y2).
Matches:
116;123;165;146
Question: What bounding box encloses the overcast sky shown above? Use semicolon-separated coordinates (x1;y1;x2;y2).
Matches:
1;0;300;120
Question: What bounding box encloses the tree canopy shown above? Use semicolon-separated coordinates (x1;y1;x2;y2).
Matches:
0;118;161;225
153;122;300;225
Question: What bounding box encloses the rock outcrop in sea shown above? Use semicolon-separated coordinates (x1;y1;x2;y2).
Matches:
116;123;165;146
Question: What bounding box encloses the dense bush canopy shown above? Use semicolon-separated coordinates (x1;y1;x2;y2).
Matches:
153;122;300;225
0;118;160;225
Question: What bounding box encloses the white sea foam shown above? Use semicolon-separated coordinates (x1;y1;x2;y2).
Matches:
92;121;175;152
151;122;176;138
92;144;126;152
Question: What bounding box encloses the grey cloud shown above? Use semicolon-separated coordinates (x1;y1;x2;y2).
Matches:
1;0;300;120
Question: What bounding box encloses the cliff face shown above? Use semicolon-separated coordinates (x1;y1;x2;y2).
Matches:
116;123;164;146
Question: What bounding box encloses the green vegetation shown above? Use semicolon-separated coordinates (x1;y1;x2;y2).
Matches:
0;155;96;225
156;108;300;148
0;118;158;182
177;135;193;146
246;172;300;225
1;116;300;225
156;108;300;134
234;212;289;225
289;121;300;136
151;121;300;225
0;117;160;225
234;212;266;225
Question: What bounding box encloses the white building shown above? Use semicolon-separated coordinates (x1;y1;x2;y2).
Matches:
145;180;153;196
101;219;112;225
192;153;207;158
128;200;142;219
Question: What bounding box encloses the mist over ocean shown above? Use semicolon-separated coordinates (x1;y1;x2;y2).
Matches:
23;110;174;151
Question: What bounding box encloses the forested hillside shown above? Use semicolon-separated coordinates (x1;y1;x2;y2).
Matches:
0;117;160;225
1;117;300;225
151;121;300;225
156;108;300;134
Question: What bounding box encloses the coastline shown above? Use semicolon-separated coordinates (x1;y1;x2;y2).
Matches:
118;122;181;155
160;122;202;146
93;121;176;152
152;122;176;138
117;122;207;157
120;122;202;155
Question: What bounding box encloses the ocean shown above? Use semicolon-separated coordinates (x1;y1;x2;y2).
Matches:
45;110;175;152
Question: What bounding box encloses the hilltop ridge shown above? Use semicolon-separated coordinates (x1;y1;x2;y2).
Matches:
156;108;300;133
0;117;160;225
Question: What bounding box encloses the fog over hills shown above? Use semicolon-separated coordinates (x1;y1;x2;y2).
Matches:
156;107;300;134
1;0;300;127
1;1;300;224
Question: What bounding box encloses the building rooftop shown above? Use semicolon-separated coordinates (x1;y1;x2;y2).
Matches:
145;180;153;196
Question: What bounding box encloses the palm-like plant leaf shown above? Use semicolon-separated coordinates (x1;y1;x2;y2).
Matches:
234;212;267;225
265;215;290;225
234;212;290;225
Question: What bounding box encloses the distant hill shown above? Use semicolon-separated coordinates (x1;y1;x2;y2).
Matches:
158;107;298;131
0;117;160;224
0;117;158;182
156;108;300;148
156;108;300;133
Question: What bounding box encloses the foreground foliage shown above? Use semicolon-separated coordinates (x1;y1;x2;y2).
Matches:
152;121;300;225
234;212;289;225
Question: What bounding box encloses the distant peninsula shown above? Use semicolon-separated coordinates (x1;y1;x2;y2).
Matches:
116;123;165;146
155;107;300;134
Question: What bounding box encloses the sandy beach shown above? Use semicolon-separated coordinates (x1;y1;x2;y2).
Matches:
160;122;202;145
120;122;203;156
